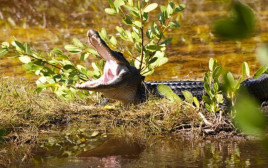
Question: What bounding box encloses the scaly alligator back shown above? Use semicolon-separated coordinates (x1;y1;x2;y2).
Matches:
145;81;205;100
144;74;268;102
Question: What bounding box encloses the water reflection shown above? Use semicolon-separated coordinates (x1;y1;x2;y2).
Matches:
40;137;268;168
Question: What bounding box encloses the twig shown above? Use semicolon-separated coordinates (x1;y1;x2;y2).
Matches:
24;53;88;81
198;112;212;126
139;2;144;71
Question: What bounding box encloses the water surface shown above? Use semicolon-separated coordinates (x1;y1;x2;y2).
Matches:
39;137;268;168
1;0;268;80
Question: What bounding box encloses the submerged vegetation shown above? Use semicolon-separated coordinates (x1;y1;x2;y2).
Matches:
1;0;268;167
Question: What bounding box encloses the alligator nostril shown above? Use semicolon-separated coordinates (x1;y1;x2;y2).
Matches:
87;29;98;37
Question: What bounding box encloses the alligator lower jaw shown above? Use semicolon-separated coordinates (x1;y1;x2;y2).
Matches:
76;60;129;90
76;29;143;104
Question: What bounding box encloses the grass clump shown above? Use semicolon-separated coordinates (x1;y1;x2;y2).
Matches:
0;78;235;166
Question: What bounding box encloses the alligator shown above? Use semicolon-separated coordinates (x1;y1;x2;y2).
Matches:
76;29;268;104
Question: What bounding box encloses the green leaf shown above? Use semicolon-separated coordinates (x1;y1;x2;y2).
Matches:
36;76;47;85
146;45;162;51
209;58;215;71
116;26;125;34
213;82;219;91
242;62;250;80
123;17;133;25
167;2;174;17
143;12;148;21
0;49;8;58
151;22;160;38
234;93;267;137
158;13;165;25
92;62;101;72
157;84;182;103
109;36;117;46
212;66;222;79
226;72;235;88
127;0;133;6
73;38;84;48
87;48;99;57
105;8;117;15
63;64;75;70
53;74;63;82
215;94;224;104
15;41;25;51
80;52;90;61
182;90;194;104
175;4;186;12
59;55;69;60
148;57;158;64
1;42;9;49
25;43;30;54
64;45;82;53
134;21;142;28
100;28;107;40
19;56;31;63
51;48;63;55
168;21;179;28
123;4;137;12
254;65;268;78
35;87;45;94
12;41;25;52
131;31;141;42
143;3;158;13
161;38;172;46
107;0;114;8
202;95;211;104
193;97;200;109
150;51;168;67
114;0;125;10
130;10;140;18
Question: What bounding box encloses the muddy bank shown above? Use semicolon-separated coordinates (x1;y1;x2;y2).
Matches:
0;78;264;167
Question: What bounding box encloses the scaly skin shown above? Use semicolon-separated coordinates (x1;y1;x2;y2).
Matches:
76;29;268;104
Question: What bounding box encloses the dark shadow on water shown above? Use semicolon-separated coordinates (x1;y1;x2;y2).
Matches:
39;136;268;168
78;138;144;158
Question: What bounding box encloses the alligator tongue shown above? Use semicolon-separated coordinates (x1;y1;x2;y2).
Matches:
75;29;130;90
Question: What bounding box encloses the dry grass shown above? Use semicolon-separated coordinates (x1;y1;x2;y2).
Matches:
0;77;234;167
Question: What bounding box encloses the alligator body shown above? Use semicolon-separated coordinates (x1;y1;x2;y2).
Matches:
144;81;205;100
76;29;268;104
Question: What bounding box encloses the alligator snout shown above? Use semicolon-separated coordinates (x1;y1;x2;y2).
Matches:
87;29;99;38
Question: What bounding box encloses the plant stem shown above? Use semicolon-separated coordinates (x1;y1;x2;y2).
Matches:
25;53;61;70
24;53;88;81
139;1;144;71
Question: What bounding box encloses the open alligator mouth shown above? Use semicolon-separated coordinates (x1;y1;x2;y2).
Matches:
76;29;143;104
76;29;268;105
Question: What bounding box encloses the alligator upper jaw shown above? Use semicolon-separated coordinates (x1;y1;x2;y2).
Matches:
76;29;131;91
76;29;143;104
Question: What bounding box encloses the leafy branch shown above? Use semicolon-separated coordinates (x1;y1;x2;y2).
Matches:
104;0;185;76
0;40;102;100
0;0;186;100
